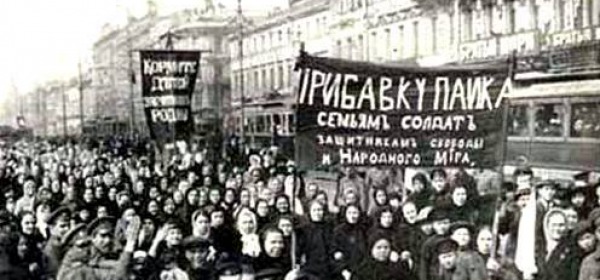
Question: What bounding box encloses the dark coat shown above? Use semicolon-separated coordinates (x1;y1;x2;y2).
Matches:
579;248;600;280
397;222;426;258
333;222;368;272
367;225;402;253
418;234;445;280
297;220;337;279
450;250;488;280
253;253;291;277
42;235;63;280
535;238;580;280
353;258;411;280
57;244;133;280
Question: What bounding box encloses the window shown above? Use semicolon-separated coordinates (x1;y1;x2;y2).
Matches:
384;28;391;59
558;0;566;30
256;115;266;133
336;40;342;57
534;103;565;137
278;30;283;44
289;113;296;133
269;67;275;89
245;117;252;134
253;71;259;93
574;3;582;28
232;74;237;93
370;31;377;59
266;114;272;133
508;105;529;136
449;13;454;44
261;69;267;89
398;25;404;58
413;21;419;57
347;37;354;60
278;65;284;88
357;35;364;60
464;9;473;41
431;17;437;53
508;6;516;34
571;102;600;138
316;18;321;36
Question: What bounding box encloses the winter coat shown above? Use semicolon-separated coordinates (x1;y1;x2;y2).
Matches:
535;237;580;280
333;222;368;272
579;248;600;280
297;220;337;279
367;225;402;253
57;244;132;280
353;258;411;280
418;234;445;280
450;250;488;280
42;235;63;280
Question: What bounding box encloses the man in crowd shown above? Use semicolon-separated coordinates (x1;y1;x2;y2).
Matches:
0;136;596;280
43;207;71;280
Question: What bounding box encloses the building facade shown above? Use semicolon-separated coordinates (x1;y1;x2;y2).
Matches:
228;0;331;150
91;12;165;137
169;7;235;145
225;0;600;175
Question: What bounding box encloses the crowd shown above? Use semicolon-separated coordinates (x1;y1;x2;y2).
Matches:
0;136;598;280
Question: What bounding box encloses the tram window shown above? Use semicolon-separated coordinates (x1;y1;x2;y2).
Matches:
256;116;266;133
244;117;252;134
533;104;565;137
508;105;529;136
571;102;600;138
273;114;281;125
289;114;296;133
265;115;272;132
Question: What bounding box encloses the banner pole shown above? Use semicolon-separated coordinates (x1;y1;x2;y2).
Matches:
491;50;517;261
291;42;305;269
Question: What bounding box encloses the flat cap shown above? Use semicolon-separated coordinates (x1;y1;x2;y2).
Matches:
435;238;459;255
61;223;87;247
86;216;116;235
182;236;211;251
47;207;71;225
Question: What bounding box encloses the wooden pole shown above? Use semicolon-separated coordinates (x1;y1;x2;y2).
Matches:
78;61;85;136
291;42;305;269
490;50;517;261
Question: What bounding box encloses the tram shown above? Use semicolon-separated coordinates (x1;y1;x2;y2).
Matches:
505;56;600;178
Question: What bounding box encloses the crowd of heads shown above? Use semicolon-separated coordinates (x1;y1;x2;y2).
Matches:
0;137;598;280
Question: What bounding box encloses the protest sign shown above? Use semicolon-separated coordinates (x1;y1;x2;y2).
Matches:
295;54;512;168
140;50;200;144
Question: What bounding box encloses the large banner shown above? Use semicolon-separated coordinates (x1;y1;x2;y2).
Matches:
140;50;200;144
295;54;513;169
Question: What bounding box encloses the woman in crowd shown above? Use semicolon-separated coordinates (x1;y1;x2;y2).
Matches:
368;188;389;220
19;211;43;246
333;203;368;276
236;207;261;258
297;200;336;279
353;235;410;280
368;206;402;255
255;199;273;230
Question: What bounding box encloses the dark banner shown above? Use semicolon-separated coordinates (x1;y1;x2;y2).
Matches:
140;50;200;144
295;54;513;169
